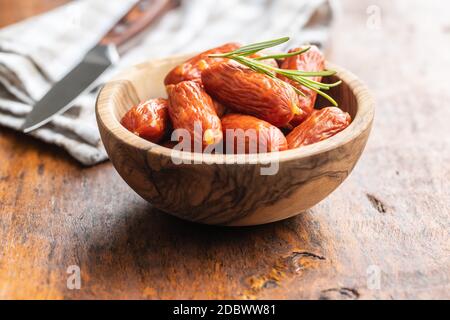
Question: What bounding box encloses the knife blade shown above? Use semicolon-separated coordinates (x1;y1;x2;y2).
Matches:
22;45;118;133
22;0;176;133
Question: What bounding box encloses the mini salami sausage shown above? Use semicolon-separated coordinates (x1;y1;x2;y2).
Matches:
249;53;279;69
167;81;222;148
164;42;241;86
121;98;169;143
279;46;325;126
286;107;351;149
221;114;287;154
213;99;227;118
202;62;300;127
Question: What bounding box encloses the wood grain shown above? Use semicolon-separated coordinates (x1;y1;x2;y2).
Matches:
96;57;373;226
0;0;449;299
0;0;68;28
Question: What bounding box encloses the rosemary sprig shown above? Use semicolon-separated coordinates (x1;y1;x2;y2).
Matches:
208;37;341;106
213;37;290;57
253;47;311;61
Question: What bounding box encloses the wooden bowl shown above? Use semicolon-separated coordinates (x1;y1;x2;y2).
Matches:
96;54;374;226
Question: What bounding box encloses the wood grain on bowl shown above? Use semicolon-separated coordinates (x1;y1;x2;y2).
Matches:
96;55;374;226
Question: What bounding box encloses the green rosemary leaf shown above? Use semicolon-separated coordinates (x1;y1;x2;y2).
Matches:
292;76;340;90
321;80;342;88
309;85;339;106
294;76;325;90
210;37;290;58
276;68;336;77
291;85;307;97
230;37;290;56
233;56;274;77
253;47;311;61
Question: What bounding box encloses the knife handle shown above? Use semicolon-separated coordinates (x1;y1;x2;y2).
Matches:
100;0;177;48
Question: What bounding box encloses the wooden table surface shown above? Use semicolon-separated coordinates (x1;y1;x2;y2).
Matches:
0;0;449;300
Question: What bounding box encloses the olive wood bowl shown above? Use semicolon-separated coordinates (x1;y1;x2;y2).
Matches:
96;54;374;226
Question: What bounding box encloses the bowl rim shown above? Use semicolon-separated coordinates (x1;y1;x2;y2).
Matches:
96;56;374;165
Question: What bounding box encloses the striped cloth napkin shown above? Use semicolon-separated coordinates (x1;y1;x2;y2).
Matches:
0;0;335;165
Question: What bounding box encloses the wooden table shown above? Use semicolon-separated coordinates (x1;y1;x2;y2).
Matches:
0;0;449;300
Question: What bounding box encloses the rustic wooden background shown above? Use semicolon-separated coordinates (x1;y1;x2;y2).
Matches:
0;0;448;299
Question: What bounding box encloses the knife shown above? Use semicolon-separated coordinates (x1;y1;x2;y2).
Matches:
22;0;177;133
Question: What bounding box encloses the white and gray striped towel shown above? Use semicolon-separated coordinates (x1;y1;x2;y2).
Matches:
0;0;335;165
